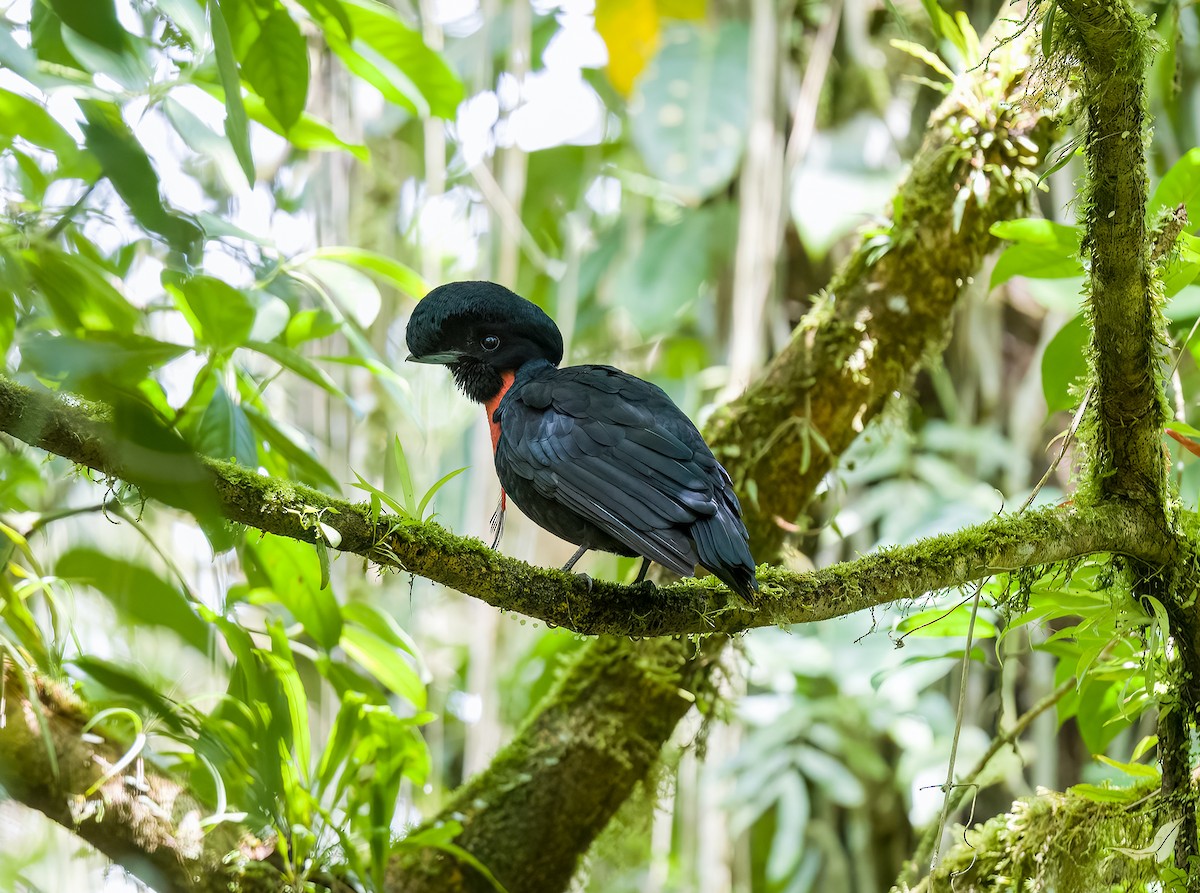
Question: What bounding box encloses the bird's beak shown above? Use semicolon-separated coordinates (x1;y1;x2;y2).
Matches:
406;351;464;365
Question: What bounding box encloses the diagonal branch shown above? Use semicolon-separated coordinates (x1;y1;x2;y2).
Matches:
0;662;277;893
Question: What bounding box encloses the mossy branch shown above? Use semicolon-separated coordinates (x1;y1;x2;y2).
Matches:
0;662;277;893
2;374;1173;637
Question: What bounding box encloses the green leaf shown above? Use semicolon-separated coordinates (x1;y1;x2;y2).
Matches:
237;91;368;159
349;470;408;517
399;821;509;893
194;382;257;466
315;691;369;795
321;0;465;118
163;271;257;351
79;101;202;257
164;95;252;193
302;247;426;298
243;534;344;650
895;605;997;638
71;656;193;735
0;88;80;158
25;248;140;334
989;219;1084;288
57;549;210;652
629;22;751;203
416;466;467;519
1068;782;1144;804
340;625;426;708
241;9;310;132
341;601;423;661
245;339;347;399
391;435;418;514
1149;146;1200;234
209;0;255;185
48;0;127;53
262;624;312;781
244;406;341;490
18;332;188;388
1040;314;1089;414
284;308;342;346
1163;232;1200;297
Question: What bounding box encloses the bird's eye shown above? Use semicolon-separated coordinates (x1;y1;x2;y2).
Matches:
481;335;500;351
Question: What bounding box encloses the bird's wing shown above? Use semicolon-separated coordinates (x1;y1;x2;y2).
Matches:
496;366;725;577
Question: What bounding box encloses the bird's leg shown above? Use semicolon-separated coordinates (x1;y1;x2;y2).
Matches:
562;545;593;591
634;557;653;586
561;545;588;573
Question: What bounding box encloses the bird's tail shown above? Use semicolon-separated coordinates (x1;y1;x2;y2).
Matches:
693;509;759;602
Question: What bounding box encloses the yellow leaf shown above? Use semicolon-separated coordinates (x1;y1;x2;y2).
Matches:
658;0;706;19
596;0;661;96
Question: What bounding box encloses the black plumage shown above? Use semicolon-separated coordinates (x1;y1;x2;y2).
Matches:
406;280;758;599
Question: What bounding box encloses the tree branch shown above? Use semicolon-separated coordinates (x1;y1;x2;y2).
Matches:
0;661;276;893
2;375;1173;639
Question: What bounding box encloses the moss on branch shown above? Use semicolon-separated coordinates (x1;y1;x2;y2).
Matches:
0;664;277;892
1;375;1172;638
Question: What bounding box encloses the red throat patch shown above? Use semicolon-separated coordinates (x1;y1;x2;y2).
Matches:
485;370;516;454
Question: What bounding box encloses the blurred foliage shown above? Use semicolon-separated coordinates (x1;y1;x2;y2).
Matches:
0;0;1197;889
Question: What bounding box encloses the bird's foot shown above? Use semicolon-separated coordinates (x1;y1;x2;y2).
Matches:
572;572;594;593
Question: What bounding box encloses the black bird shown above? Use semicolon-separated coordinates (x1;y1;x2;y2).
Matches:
406;280;758;600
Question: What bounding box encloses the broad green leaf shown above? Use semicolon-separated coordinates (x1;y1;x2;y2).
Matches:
1162;232;1200;297
284;308;341;346
989;219;1084;288
1149;147;1200;233
163;271;256;351
79;101;203;257
340;625;426;709
59;20;148;91
629;22;751;203
245;339;347;399
300;258;382;327
244;406;341;490
48;0;127;53
57;549;210;652
0;88;80;158
209;0;255;185
341;601;423;661
243;534;344;649
1040;314;1089;414
295;0;354;38
242;9;309;132
1068;782;1144;804
25;248;140;333
399;821;508;893
18;332;187;387
302;247;426;299
237;91;368;159
895;606;997;638
194;382;257;466
321;0;464;118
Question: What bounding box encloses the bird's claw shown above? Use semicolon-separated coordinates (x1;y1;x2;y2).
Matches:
573;572;594;593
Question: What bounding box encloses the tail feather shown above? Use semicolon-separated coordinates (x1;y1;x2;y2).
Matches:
693;510;758;601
